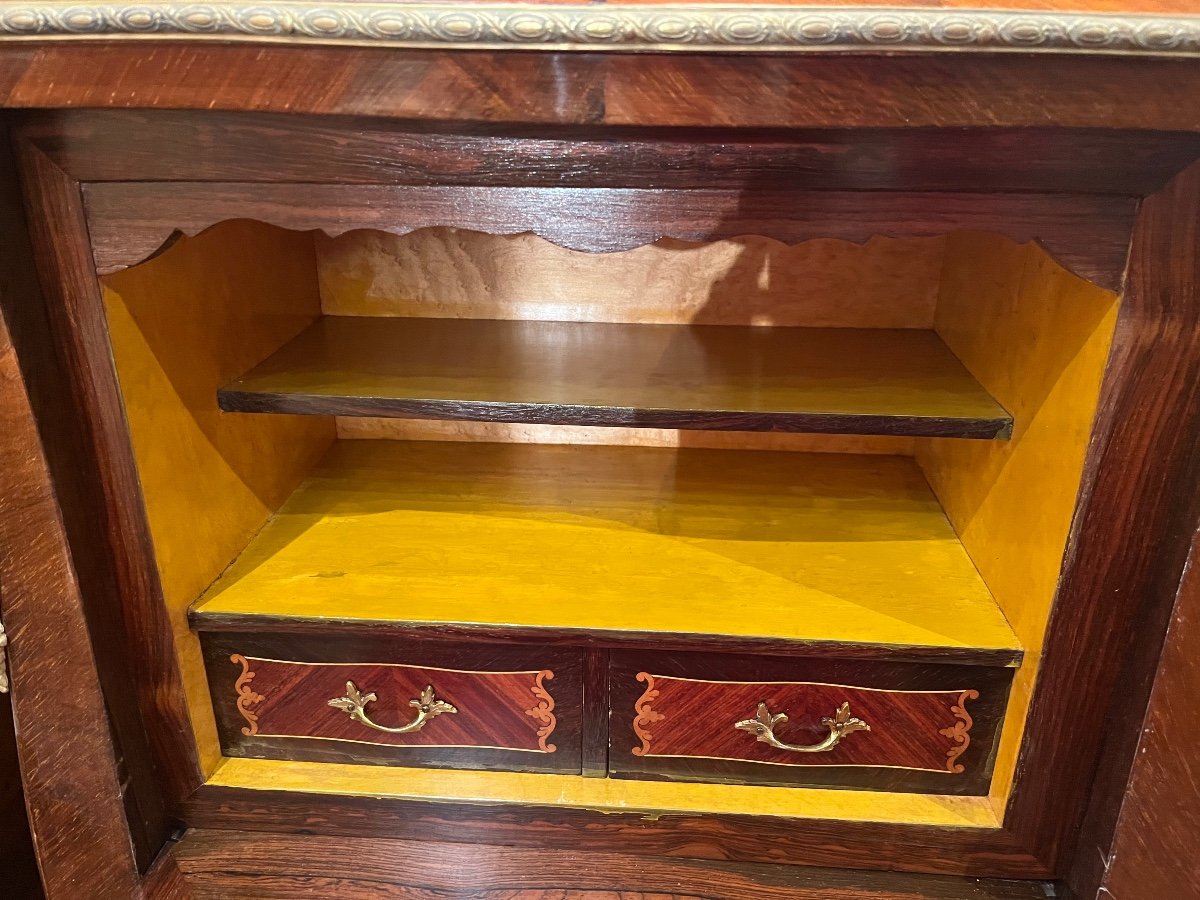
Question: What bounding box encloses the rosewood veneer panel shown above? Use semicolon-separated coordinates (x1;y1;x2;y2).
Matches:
611;653;1011;795
202;633;582;775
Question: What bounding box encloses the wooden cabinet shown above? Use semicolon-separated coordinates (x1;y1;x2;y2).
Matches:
2;13;1200;899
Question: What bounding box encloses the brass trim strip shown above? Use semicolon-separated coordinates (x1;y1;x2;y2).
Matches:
0;5;1197;57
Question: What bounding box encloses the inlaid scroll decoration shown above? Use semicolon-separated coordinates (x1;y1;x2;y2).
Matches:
939;689;980;773
631;671;665;757
523;669;557;753
230;653;265;736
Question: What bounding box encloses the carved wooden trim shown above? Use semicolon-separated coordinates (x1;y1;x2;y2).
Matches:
0;5;1198;57
939;689;979;774
631;672;664;757
523;669;557;754
230;653;265;737
82;183;1137;292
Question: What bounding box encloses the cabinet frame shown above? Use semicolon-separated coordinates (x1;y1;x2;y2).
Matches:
2;43;1200;898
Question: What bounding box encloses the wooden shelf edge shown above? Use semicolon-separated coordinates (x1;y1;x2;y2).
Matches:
188;610;1024;668
217;318;1014;441
218;389;1014;439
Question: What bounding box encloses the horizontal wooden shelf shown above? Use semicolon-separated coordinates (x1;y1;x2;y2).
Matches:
191;441;1021;665
218;317;1012;440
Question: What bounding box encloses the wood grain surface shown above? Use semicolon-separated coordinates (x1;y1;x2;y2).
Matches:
160;829;1056;900
1060;161;1200;897
5;48;1200;133
24;110;1200;196
206;652;579;773
220;317;1011;439
1084;525;1200;900
623;676;980;775
190;440;1020;664
0;136;142;896
610;652;1011;796
998;162;1200;874
83;183;1136;291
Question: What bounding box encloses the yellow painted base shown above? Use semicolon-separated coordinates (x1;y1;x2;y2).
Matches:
193;440;1019;657
211;757;1000;829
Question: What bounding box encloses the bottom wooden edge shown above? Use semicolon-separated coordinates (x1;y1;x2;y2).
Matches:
151;829;1057;899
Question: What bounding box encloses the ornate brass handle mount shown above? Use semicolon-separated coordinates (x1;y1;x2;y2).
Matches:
735;700;870;753
327;682;457;734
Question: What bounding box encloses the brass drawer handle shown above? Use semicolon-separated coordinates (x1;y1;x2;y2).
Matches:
328;681;457;734
735;700;870;753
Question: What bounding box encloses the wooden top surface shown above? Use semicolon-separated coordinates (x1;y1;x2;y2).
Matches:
193;440;1020;662
219;318;1012;440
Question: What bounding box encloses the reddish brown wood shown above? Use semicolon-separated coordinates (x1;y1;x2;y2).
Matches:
159;829;1054;900
581;649;610;778
82;181;1136;290
1003;161;1200;874
0;133;142;898
1087;527;1200;899
12;134;201;823
22;110;1200;195
202;633;582;774
220;656;570;765
621;675;977;777
183;785;1048;879
1;45;1198;897
4;47;1200;132
142;846;191;900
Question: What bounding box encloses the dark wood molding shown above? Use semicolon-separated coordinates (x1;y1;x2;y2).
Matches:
22;110;1200;196
1002;159;1200;874
0;126;142;897
184;784;1051;880
1062;164;1200;899
1083;523;1200;900
159;828;1056;900
82;182;1136;291
12;135;202;822
189;613;1027;667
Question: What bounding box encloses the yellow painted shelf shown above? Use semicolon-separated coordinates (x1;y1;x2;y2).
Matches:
192;441;1019;664
218;317;1013;440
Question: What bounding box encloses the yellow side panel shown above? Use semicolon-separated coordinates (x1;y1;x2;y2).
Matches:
102;222;336;774
917;234;1120;813
213;757;1000;829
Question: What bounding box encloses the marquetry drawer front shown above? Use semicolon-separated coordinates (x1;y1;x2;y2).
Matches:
609;653;1012;795
201;633;582;774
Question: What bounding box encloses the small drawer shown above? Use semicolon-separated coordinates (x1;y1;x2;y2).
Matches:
201;631;582;774
609;651;1012;794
